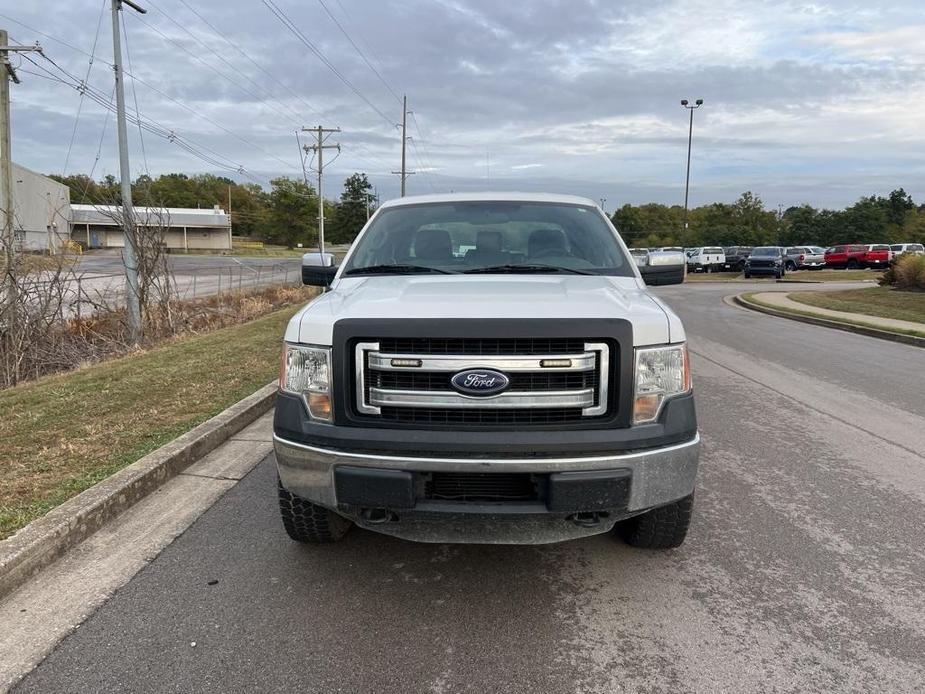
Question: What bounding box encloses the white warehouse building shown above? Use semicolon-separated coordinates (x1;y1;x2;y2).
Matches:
70;204;232;251
7;163;72;253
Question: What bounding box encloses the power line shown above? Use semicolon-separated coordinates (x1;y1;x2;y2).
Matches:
128;10;304;129
409;111;438;188
170;0;325;122
21;54;267;183
314;0;401;104
261;0;395;128
62;0;107;175
5;15;304;177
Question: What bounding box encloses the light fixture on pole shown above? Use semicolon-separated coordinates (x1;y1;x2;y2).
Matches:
680;98;703;231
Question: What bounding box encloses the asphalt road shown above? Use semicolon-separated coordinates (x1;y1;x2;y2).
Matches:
73;252;303;277
14;282;925;693
62;253;303;315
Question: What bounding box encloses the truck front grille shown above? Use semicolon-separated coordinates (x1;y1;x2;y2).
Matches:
353;338;612;427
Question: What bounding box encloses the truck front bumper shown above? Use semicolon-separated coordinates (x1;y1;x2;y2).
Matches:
273;433;700;544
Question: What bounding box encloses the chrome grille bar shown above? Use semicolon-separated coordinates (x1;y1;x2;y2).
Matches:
367;352;596;372
368;388;595;409
354;341;610;418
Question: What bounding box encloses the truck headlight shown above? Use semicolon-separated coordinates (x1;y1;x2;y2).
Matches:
280;344;332;421
633;343;691;424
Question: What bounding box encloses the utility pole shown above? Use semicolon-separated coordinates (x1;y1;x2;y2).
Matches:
111;0;146;344
302;125;340;255
391;95;414;196
680;98;703;231
0;31;42;256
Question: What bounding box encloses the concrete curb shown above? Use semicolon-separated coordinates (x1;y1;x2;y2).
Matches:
734;294;925;349
0;382;277;600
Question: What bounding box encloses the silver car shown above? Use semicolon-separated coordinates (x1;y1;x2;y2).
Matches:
784;246;825;270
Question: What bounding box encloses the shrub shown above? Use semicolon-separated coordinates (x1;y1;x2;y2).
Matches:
882;254;925;291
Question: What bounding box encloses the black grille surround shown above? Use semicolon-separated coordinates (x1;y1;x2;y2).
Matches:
378;337;587;355
330;318;636;432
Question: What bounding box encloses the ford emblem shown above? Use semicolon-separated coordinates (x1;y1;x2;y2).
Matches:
451;369;510;397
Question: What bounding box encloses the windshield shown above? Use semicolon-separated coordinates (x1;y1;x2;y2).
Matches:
751;247;780;256
342;201;634;276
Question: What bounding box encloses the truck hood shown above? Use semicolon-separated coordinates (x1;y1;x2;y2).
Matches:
287;275;682;347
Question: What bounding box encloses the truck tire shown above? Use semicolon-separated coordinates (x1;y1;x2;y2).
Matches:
786;261;796;271
847;259;859;269
617;493;694;549
744;271;751;279
278;477;352;543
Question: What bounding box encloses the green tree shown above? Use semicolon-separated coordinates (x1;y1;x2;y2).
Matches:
842;196;889;242
611;204;644;244
267;177;318;248
886;188;915;228
329;173;374;244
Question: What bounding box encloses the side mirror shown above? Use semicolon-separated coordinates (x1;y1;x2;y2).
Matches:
639;251;686;286
302;252;338;287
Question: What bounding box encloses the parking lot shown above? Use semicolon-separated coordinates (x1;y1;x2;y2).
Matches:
8;281;924;693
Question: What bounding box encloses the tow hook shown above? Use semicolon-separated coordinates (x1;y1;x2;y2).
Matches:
568;512;602;528
361;508;395;524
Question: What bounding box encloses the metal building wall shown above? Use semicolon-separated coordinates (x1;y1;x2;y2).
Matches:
11;163;72;253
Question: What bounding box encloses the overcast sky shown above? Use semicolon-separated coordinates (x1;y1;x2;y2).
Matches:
3;0;924;209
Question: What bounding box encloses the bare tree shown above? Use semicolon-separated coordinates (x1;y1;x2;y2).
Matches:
0;201;85;387
96;202;178;334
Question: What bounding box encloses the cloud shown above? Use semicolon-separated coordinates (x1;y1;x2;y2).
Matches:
3;0;925;209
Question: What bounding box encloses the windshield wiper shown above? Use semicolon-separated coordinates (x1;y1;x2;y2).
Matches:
463;264;595;275
344;264;456;276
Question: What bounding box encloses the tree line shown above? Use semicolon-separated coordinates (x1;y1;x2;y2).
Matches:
48;171;375;249
611;189;925;248
48;172;925;250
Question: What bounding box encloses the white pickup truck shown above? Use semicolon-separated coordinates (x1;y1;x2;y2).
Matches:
275;193;699;548
686;247;726;273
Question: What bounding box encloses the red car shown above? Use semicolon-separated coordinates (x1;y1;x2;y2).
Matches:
824;244;886;269
864;244;891;268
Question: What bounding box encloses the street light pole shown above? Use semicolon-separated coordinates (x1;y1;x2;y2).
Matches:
680;98;703;231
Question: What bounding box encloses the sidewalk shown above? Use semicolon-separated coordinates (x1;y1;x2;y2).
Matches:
0;411;274;691
750;291;925;333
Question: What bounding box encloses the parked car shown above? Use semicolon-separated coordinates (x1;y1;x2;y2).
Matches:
825;244;870;269
784;246;825;270
659;246;684;253
686;246;726;273
864;244;891;268
890;243;925;259
282;192;699;548
722;246;753;272
744;246;786;279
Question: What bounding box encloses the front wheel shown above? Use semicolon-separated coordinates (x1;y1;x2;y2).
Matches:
744;271;751;279
617;493;694;549
278;476;352;543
